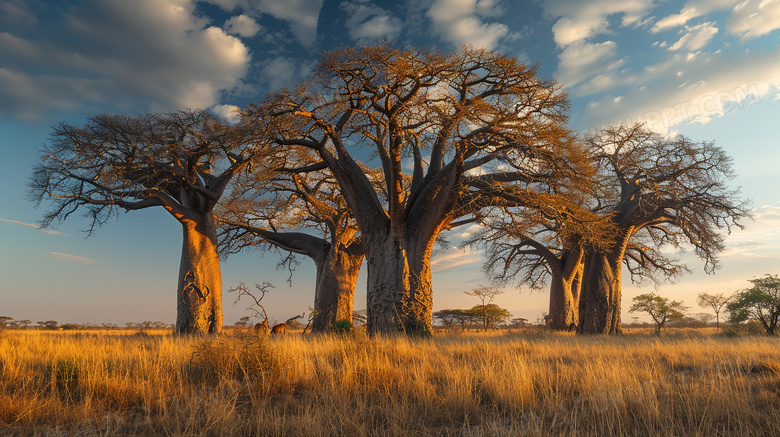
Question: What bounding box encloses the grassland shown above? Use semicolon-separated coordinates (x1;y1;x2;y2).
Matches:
1;328;779;436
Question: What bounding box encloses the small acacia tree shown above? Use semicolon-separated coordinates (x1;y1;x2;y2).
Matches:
727;274;780;335
30;110;265;334
464;285;504;331
697;292;732;327
629;293;687;333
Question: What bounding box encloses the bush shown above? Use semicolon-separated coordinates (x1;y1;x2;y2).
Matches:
328;319;354;335
188;337;277;385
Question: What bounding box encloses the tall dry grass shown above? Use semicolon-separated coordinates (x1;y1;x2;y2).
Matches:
1;328;779;436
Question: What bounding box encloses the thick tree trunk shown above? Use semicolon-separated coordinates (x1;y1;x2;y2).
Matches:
547;249;584;331
548;255;583;331
578;251;623;334
311;245;363;332
365;234;434;337
176;214;222;335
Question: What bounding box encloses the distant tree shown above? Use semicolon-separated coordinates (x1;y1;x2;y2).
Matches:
16;320;31;329
509;317;529;329
629;293;687;334
693;313;715;325
464;285;504;331
39;320;59;330
433;309;461;330
578;124;750;334
696;292;732;327
466;304;512;330
727;274;780;335
29;110;267;334
0;316;12;328
236;316;251;326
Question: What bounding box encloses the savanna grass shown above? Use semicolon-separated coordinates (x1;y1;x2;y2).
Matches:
0;328;779;436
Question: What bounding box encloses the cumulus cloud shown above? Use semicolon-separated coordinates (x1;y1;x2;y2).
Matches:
668;22;719;51
224;14;262;37
582;48;780;132
427;0;509;50
49;252;96;264
652;0;739;32
554;40;620;90
726;0;780;39
0;0;251;120
259;57;316;92
720;204;780;259
211;104;242;123
340;0;403;44
207;0;323;48
543;0;655;46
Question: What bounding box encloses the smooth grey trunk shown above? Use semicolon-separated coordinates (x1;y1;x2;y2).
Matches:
176;213;223;335
311;243;363;332
365;232;434;337
548;250;584;331
577;229;632;335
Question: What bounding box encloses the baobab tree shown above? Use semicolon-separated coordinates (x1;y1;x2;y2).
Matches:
468;192;612;331
29;110;266;334
218;149;364;332
250;45;576;335
577;124;750;334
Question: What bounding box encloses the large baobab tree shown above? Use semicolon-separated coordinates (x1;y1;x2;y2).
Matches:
470;194;612;331
250;45;576;336
577;124;750;334
218;149;364;332
29;110;264;334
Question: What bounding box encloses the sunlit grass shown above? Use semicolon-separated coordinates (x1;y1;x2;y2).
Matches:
1;328;779;436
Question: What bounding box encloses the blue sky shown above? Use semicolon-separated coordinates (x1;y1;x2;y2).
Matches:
2;0;780;326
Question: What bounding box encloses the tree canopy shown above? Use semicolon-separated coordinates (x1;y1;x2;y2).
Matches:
30;109;265;334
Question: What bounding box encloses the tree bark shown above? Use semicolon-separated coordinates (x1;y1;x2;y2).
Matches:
548;250;584;331
176;213;222;335
311;242;363;332
364;231;434;337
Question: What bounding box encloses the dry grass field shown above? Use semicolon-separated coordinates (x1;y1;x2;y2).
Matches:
1;328;779;436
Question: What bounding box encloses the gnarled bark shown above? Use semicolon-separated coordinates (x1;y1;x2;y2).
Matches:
176;214;222;334
311;239;363;331
548;249;584;331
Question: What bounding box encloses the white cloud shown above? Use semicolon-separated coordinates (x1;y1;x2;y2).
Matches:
582;48;780;132
208;0;323;48
211;104;242;123
430;247;483;273
555;40;620;90
259;57;316;92
652;0;739;32
340;0;403;44
256;0;323;48
224;14;262;37
0;0;251;120
427;0;509;50
0;218;70;236
668;22;719;51
49;252;96;264
726;0;780;39
543;0;655;46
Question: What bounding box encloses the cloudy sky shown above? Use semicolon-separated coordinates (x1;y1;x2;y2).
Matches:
2;0;780;326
